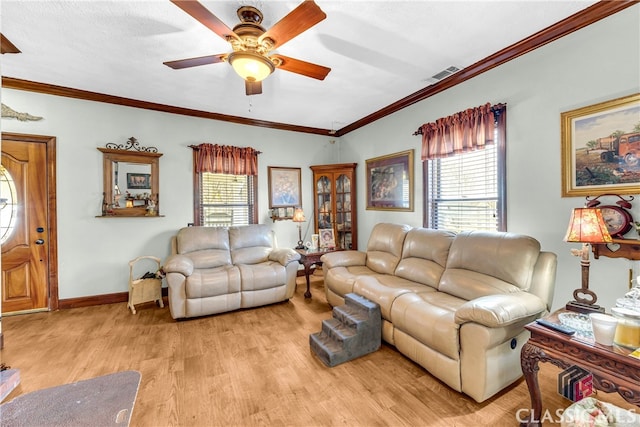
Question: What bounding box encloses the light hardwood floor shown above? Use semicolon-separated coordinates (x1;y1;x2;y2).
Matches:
1;272;634;426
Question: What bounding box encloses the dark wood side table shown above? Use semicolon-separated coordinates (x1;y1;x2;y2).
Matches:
295;249;339;298
520;310;640;426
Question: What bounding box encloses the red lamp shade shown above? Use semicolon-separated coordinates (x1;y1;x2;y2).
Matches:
564;208;613;244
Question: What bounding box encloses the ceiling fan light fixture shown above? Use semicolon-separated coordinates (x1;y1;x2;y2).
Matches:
228;51;274;82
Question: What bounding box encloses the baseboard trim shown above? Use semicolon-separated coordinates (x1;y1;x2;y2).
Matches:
59;288;169;309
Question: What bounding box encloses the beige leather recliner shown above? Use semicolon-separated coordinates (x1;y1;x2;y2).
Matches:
163;224;300;319
321;223;557;402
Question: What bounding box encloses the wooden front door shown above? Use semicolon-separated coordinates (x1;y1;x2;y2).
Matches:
1;133;58;314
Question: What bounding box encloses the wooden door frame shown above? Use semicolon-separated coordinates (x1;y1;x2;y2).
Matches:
2;132;59;311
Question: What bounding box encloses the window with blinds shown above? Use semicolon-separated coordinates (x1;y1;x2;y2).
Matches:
198;173;257;227
426;144;504;232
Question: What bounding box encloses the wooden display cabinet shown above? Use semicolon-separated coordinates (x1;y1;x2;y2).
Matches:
310;163;357;250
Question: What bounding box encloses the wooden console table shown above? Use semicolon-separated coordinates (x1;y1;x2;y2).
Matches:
520;310;640;426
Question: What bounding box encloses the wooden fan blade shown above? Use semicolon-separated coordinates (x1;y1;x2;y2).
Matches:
163;54;226;69
1;33;21;54
245;81;262;96
271;54;330;80
171;0;239;42
259;0;326;49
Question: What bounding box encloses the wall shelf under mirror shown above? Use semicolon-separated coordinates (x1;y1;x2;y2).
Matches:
97;137;163;218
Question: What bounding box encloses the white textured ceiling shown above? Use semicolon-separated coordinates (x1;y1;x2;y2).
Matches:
2;0;599;132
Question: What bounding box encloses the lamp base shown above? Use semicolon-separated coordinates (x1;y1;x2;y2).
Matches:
565;301;606;314
295;240;306;250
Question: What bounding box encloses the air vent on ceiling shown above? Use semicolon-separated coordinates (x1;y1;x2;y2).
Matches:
423;66;461;85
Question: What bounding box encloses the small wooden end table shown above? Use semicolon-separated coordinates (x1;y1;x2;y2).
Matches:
295;248;340;298
520;309;640;426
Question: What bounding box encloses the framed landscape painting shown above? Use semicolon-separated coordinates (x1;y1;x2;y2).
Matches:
366;149;414;211
561;93;640;197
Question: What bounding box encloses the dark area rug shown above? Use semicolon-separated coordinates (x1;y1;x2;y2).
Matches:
0;370;141;426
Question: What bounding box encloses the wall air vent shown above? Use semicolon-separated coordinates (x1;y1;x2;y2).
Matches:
423;66;461;85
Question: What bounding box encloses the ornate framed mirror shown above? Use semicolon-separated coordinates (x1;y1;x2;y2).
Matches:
97;137;162;217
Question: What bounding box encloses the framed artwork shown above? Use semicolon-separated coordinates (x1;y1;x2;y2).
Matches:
319;228;335;249
366;149;414;211
268;166;302;208
561;93;640;197
126;173;151;189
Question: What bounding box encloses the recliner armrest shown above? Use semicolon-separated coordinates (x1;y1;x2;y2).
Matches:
269;248;301;266
164;254;194;277
321;250;367;269
455;293;547;328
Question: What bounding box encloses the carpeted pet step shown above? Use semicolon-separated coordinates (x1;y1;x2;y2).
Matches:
310;293;382;367
321;318;357;344
332;305;369;330
345;292;380;314
309;332;348;366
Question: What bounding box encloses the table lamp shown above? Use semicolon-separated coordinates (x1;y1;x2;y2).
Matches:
292;208;306;250
564;207;613;313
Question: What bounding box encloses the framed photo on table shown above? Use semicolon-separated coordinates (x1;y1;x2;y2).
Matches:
561;93;640;197
366;149;414;211
319;229;335;249
268;166;302;208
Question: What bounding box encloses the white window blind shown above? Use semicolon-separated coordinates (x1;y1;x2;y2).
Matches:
427;145;499;232
199;173;256;227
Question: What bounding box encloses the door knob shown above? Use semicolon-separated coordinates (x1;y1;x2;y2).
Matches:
35;239;45;245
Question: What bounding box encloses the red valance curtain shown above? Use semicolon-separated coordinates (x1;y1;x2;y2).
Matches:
418;103;504;160
191;143;260;175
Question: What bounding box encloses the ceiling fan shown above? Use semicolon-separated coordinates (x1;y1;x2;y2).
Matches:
164;0;331;96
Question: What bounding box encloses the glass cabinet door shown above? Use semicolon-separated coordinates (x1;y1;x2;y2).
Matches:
316;175;332;229
335;174;352;249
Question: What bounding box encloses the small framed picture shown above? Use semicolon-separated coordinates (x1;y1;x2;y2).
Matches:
319;229;335;249
127;173;151;189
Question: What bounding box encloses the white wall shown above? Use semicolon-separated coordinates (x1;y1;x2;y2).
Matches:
2;5;639;310
341;5;640;311
1;90;337;298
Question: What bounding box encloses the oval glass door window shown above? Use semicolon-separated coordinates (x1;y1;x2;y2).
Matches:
0;165;18;244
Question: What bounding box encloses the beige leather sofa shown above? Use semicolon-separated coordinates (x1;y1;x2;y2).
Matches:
321;223;557;402
163;224;300;320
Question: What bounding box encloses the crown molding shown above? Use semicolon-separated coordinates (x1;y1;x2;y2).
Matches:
2;1;636;137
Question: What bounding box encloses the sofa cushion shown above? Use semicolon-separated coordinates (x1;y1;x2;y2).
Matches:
238;262;287;291
185;265;240;298
354;275;436;320
176;227;231;269
229;224;273;264
439;231;541;301
395;228;455;289
365;223;411;274
325;265;381;297
391;291;466;360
